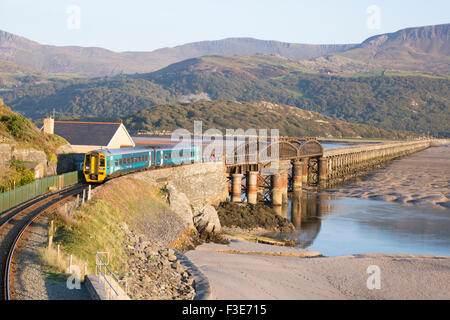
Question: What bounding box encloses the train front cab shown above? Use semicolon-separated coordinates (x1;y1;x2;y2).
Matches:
84;151;107;183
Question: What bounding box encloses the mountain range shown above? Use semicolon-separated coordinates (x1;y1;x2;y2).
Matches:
1;23;449;77
0;30;355;77
300;23;450;75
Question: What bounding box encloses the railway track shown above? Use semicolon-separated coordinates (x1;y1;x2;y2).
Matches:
0;184;88;300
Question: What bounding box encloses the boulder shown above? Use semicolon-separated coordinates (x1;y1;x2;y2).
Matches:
192;204;221;233
167;184;194;229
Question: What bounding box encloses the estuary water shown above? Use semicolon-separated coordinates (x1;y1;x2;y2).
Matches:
266;144;450;257
267;192;450;257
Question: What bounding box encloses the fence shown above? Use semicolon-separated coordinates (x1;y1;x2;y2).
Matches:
95;252;128;300
0;171;82;213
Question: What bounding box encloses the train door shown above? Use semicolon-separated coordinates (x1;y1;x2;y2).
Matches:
91;152;98;175
155;150;163;166
148;151;153;167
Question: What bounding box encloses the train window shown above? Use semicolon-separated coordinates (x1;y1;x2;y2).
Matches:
115;160;118;166
164;153;169;160
100;158;105;167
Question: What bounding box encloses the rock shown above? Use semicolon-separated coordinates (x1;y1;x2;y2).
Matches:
167;184;194;229
122;216;196;300
0;144;57;176
145;248;158;257
193;204;222;233
168;254;177;262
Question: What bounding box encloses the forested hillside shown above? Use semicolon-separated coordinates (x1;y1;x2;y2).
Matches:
1;55;448;136
124;100;420;139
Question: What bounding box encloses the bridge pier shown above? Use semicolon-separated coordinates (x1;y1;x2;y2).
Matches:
247;171;258;205
231;173;243;203
271;173;283;206
319;157;328;183
280;171;289;205
301;158;309;184
292;160;303;191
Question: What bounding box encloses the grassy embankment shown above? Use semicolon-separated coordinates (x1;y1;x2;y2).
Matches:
40;176;190;278
0;98;67;191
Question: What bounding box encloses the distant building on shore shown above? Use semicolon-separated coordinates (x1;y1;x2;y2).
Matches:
43;118;135;153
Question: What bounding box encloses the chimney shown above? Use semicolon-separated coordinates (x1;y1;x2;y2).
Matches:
43;117;54;134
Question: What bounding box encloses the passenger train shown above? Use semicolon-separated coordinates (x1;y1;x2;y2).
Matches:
83;146;201;183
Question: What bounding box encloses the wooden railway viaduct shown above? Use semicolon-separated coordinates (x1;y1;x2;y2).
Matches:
223;138;433;206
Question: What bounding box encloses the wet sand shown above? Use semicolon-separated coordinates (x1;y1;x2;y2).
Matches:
186;238;450;300
327;144;450;209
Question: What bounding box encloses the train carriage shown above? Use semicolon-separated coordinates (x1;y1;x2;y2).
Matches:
83;146;201;183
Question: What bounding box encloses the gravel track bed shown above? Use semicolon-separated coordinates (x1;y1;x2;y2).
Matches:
10;216;91;300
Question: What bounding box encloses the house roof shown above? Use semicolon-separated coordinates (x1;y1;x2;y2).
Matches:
54;121;122;146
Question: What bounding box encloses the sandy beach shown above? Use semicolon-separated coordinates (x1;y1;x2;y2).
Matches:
326;144;450;209
186;238;450;300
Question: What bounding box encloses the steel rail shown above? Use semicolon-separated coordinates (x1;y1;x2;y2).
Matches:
0;185;87;300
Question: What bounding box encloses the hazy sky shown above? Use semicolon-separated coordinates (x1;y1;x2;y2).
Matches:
0;0;448;52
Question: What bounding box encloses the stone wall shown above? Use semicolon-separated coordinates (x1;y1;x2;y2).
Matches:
132;162;229;205
0;143;56;176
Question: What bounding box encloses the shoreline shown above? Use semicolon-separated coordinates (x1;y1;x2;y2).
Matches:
185;236;450;300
